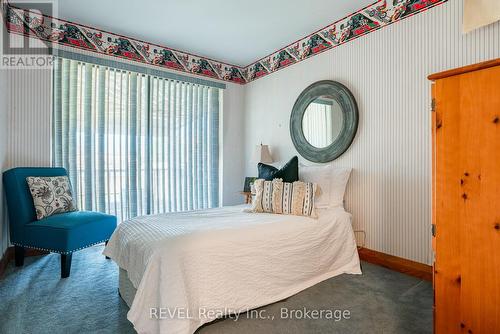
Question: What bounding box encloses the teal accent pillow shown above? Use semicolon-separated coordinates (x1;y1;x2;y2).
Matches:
258;156;299;183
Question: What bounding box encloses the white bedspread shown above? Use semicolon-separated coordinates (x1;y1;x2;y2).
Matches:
103;205;361;334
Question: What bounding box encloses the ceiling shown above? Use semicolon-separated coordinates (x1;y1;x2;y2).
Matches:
54;0;374;67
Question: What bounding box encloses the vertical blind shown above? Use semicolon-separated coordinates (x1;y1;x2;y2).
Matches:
53;58;220;222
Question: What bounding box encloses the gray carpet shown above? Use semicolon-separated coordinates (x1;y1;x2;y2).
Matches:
0;246;432;334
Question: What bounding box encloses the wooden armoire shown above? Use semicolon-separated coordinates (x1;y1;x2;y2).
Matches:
429;59;500;334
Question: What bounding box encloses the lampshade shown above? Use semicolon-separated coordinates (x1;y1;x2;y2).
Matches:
253;144;273;163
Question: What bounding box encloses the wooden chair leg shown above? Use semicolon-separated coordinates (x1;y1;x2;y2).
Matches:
61;253;72;278
14;246;25;267
105;240;110;259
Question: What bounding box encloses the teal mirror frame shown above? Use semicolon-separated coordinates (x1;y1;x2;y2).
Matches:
290;80;358;163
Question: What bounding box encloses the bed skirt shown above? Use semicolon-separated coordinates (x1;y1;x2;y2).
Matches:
119;268;136;308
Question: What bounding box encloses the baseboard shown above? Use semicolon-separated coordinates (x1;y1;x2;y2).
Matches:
0;247;14;279
0;246;49;279
358;247;432;282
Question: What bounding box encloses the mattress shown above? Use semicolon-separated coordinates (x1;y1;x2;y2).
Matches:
105;205;361;334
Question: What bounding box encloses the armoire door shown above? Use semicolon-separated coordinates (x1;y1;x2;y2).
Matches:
432;62;500;334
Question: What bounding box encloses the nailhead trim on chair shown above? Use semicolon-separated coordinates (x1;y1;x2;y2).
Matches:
12;239;109;255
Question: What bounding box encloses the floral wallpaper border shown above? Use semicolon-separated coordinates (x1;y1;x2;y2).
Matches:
3;2;246;84
242;0;448;83
3;0;447;85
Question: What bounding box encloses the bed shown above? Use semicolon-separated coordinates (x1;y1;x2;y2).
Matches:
103;204;361;334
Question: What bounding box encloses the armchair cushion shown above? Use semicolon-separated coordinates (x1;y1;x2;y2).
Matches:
21;211;117;253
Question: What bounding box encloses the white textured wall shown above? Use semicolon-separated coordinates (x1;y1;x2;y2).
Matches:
243;0;500;264
7;68;53;168
222;84;246;205
0;19;9;257
0;74;8;257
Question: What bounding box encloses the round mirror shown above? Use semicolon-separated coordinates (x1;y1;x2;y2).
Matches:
302;96;344;148
290;81;358;163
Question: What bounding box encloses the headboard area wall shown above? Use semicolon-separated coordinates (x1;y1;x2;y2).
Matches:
243;0;500;265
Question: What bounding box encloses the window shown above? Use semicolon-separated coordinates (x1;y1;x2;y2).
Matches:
53;58;220;222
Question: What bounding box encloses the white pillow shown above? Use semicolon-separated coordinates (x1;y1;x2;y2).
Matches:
299;163;352;208
298;164;332;208
329;166;352;207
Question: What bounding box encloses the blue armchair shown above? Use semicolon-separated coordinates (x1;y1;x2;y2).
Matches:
2;167;117;278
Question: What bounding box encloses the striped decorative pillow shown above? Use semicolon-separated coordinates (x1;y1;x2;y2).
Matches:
252;178;317;217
